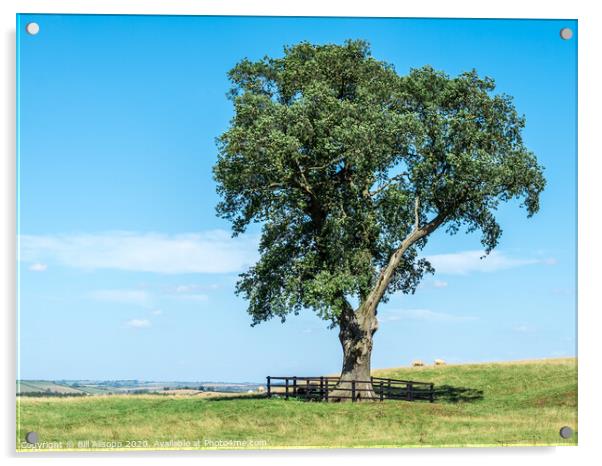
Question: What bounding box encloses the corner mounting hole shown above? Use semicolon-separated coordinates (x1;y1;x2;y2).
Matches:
559;28;573;40
559;426;573;439
26;22;40;36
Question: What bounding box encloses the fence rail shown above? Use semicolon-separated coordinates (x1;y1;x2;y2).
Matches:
266;375;434;402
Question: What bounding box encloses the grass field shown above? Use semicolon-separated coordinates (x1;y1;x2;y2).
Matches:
16;358;577;451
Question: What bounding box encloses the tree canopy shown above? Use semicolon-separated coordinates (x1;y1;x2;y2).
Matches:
214;39;545;328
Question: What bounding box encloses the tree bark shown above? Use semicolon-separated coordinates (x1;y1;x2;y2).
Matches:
329;305;379;401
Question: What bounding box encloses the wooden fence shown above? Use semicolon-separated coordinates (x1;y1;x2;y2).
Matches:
266;376;434;402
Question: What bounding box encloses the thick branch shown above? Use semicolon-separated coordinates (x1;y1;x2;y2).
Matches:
293;158;316;199
360;213;445;317
307;155;345;172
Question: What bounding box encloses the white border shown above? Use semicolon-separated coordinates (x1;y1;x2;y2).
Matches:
2;1;600;465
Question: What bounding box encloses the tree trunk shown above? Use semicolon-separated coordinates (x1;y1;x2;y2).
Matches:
326;211;446;402
329;306;378;401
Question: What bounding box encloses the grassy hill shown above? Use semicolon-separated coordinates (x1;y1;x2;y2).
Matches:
17;381;87;395
16;358;577;450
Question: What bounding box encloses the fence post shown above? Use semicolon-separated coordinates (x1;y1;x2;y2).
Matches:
285;378;289;400
325;379;329;402
407;382;413;401
429;383;434;403
293;376;297;397
380;381;384;401
267;376;271;398
306;379;310;399
388;380;391;399
320;377;324;401
351;380;356;402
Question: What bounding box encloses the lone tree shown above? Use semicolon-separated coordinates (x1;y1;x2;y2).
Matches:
214;40;545;400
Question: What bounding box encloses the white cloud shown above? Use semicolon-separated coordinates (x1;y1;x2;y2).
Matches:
175;285;195;293
125;319;151;328
426;250;555;275
173;284;219;293
513;324;534;333
19;230;259;275
433;280;448;288
89;289;151;306
88;284;211;309
380;308;476;323
172;293;208;302
164;284;210;302
28;263;47;272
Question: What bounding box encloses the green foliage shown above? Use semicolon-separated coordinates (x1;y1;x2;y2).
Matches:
214;40;545;326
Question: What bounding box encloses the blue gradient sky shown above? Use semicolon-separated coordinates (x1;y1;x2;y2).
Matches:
17;15;577;382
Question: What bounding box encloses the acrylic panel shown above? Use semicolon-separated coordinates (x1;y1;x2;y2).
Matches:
16;14;577;451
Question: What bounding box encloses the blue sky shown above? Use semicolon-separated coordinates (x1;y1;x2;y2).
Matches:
17;15;577;382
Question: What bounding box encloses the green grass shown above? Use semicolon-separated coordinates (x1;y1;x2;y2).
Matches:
16;358;577;451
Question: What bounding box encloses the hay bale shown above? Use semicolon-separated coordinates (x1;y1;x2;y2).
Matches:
434;358;447;366
411;360;425;367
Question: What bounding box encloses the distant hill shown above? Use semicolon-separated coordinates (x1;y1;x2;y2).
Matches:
16;380;263;397
17;381;86;395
